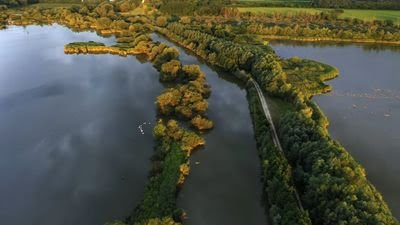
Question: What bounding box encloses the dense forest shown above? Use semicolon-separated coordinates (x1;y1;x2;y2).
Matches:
279;111;398;225
0;0;32;7
0;0;84;7
157;0;231;15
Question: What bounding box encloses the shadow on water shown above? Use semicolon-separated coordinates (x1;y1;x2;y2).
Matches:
152;33;268;225
0;82;71;111
270;40;400;220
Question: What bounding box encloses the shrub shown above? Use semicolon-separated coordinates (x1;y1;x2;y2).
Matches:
154;47;180;69
94;2;115;17
179;16;191;24
156;16;168;27
153;121;167;139
96;17;112;29
191;115;213;130
160;60;182;82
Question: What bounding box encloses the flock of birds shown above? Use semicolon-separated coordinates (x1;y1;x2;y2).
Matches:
324;88;399;118
326;88;400;101
138;122;151;135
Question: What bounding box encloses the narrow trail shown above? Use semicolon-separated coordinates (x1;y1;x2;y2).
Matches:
250;78;305;212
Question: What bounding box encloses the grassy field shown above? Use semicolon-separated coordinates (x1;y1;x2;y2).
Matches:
238;7;400;23
339;9;400;23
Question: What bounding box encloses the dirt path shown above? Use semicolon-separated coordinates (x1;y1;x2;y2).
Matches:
250;79;305;211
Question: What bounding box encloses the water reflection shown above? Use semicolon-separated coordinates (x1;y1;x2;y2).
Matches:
152;34;268;225
0;25;162;225
271;41;400;219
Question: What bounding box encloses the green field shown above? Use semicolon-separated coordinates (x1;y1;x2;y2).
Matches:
238;7;400;23
339;9;400;23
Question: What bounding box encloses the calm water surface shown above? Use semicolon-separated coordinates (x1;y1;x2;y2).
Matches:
0;25;268;225
0;25;163;225
270;41;400;219
152;34;268;225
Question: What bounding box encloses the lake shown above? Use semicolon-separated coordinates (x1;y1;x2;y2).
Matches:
270;41;400;220
0;25;162;225
0;25;268;225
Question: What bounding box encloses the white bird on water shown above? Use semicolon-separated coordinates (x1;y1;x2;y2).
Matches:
138;122;151;135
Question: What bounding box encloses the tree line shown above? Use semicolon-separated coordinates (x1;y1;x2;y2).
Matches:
188;10;400;44
232;0;400;10
0;0;35;7
157;0;231;15
241;10;400;43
